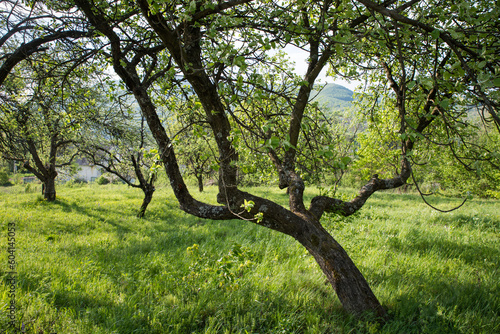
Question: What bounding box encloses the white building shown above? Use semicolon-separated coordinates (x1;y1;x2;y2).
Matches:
74;158;101;182
57;158;102;183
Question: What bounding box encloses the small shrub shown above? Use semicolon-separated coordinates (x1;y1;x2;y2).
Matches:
96;175;110;185
65;178;87;187
12;173;24;185
0;168;10;186
25;183;37;193
485;189;500;199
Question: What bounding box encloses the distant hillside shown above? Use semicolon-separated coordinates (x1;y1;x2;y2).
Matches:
313;83;354;112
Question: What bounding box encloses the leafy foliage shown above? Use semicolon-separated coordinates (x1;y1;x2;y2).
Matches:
0;50;104;200
95;175;110;185
0;167;10;185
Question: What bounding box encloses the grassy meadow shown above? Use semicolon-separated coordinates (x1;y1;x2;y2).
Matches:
0;183;499;333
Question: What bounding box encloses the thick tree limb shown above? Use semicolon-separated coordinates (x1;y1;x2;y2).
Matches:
0;30;90;86
309;163;411;220
136;0;240;204
74;0;239;220
191;0;254;22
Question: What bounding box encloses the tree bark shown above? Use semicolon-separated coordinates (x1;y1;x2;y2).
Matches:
131;154;156;218
196;174;204;192
42;173;57;201
137;186;154;218
236;189;388;319
23;159;58;202
296;218;386;318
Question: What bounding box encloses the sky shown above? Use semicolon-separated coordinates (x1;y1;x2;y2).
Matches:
284;45;362;92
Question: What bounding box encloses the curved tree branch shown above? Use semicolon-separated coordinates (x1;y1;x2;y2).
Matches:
309;159;411;220
0;30;91;86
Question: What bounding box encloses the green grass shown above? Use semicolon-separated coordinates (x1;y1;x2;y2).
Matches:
0;183;499;333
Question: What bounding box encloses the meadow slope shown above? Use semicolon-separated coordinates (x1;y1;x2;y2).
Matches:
0;184;498;333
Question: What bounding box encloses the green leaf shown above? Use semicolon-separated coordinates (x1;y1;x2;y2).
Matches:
282;140;295;150
439;99;450;109
189;0;197;13
323;150;334;158
431;29;440;39
268;136;280;149
335;43;344;56
421;77;434;90
234;56;246;69
299;80;309;87
241;199;255;212
341;156;351;165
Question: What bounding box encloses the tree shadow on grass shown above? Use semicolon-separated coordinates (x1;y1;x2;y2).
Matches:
17;270;153;333
374;270;498;333
17;228;362;334
434;213;500;232
362;229;499;333
385;229;499;267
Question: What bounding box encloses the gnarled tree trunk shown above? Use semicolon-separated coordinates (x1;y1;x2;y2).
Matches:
297;218;386;317
42;174;57;202
196;174;204;192
23;159;58;202
137;185;155;218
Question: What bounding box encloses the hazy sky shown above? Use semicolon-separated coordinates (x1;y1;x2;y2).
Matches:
284;45;362;91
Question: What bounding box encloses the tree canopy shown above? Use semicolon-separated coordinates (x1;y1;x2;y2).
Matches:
0;45;105;200
0;0;92;86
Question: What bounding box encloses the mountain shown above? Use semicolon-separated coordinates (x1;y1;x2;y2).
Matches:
313;83;354;112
